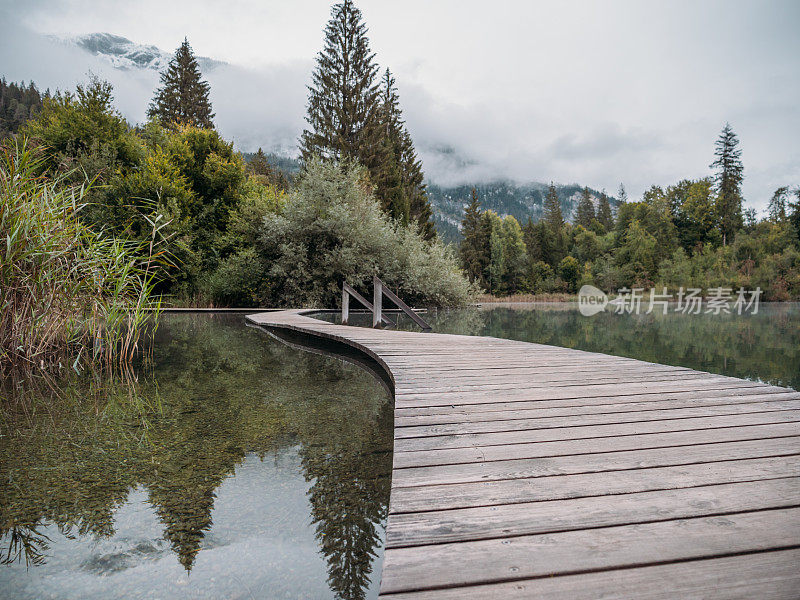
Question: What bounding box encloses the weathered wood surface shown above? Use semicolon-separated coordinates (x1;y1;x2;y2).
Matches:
246;309;800;599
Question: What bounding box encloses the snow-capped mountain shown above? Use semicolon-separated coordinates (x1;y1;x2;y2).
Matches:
66;33;224;72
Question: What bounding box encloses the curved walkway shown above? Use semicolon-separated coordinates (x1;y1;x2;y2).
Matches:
246;309;800;599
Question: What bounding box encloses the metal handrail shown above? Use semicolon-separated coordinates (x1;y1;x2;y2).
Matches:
341;277;431;331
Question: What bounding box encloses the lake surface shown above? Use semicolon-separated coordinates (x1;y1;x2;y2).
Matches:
0;314;392;600
2;303;798;599
330;302;800;391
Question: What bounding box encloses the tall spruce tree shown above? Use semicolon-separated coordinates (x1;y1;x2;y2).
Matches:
399;127;435;239
248;148;272;177
711;123;744;245
767;186;789;223
301;3;435;238
148;38;214;129
575;187;595;228
459;188;489;285
377;69;408;223
597;190;614;231
617;183;628;204
300;1;385;177
543;182;564;232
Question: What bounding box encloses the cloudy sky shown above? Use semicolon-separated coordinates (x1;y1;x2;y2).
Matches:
1;0;798;210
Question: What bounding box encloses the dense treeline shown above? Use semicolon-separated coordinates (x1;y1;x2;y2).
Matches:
3;0;472;346
460;126;800;300
0;79;46;139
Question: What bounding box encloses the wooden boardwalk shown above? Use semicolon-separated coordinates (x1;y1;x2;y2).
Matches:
246;309;800;599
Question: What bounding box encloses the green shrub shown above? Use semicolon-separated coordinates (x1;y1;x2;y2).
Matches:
255;159;477;307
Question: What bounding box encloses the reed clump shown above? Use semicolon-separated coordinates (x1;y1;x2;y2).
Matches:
0;139;166;374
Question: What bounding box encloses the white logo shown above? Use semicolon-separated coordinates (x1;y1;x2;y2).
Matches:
578;285;608;316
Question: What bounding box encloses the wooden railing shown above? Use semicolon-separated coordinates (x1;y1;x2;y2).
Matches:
342;276;431;331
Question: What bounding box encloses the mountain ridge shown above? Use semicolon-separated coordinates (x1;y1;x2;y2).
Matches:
64;32;224;72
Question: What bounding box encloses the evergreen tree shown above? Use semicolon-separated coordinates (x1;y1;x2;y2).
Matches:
767;186;789;223
711;123;744;245
399;126;435;239
499;215;528;294
247;147;289;190
617;183;628;204
543;182;564;232
575;187;595;228
300;4;435;238
300;1;385;177
148;38;214;129
459;188;489;286
789;188;800;244
375;69;435;237
248;148;272;177
376;69;407;223
0;79;45;139
597;190;614;231
485;211;505;295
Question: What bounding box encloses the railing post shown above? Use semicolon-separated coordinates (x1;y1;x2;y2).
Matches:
341;285;350;325
373;275;383;327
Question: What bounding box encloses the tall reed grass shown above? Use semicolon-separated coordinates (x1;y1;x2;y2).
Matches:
1;138;167;374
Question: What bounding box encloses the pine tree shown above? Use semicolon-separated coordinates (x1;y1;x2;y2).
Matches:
247;147;289;191
789;188;800;241
767;186;789;223
148;38;214;129
399;128;435;239
376;69;407;221
597;190;614;231
301;5;435;239
575;187;595;228
248;148;272;177
379;69;434;238
543;182;564;232
617;183;628;204
459;188;489;285
300;0;385;174
711;123;744;245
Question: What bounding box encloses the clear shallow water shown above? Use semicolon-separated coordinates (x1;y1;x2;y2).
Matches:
0;314;392;600
329;302;800;390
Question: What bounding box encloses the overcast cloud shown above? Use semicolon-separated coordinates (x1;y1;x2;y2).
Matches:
1;0;798;210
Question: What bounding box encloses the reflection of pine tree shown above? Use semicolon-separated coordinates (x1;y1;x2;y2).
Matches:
300;400;393;600
143;390;247;571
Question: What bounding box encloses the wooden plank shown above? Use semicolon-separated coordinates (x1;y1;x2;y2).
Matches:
386;477;800;547
395;399;800;438
394;387;798;420
395;391;800;426
393;416;800;460
393;380;768;408
378;508;800;594
378;549;800;600
391;432;800;487
390;453;800;513
377;275;432;330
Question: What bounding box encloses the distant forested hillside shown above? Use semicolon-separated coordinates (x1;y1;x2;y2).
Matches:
240;151;300;180
235;154;614;243
428;181;617;243
0;80;46;139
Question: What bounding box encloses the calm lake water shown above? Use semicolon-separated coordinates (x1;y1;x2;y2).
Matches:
2;304;798;599
0;314;392;600
331;302;800;391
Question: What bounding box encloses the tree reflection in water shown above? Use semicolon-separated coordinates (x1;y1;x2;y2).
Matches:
0;314;392;600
